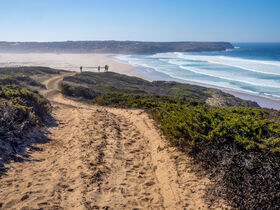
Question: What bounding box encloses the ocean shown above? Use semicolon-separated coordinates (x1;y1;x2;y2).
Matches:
115;43;280;107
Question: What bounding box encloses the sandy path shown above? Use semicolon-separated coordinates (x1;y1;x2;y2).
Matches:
0;74;227;209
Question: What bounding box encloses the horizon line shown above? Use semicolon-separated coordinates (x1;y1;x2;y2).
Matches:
1;40;280;44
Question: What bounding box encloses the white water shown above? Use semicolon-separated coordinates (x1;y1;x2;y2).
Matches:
115;51;280;100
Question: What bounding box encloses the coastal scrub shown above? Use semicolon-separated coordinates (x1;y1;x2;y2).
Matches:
94;92;280;209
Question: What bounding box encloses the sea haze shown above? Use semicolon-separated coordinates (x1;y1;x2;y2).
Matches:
115;43;280;101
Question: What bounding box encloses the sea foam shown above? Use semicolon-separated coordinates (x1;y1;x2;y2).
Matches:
115;45;280;100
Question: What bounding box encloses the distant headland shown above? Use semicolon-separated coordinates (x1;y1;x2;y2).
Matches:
0;41;233;54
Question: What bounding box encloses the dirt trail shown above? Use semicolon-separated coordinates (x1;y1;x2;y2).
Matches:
0;74;227;209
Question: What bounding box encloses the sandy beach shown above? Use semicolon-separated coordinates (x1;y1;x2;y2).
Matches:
0;53;279;110
0;53;135;75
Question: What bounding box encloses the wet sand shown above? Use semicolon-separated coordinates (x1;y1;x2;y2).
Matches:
222;90;280;110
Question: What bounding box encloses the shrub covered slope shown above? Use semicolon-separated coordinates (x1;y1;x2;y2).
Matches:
62;72;259;107
0;67;52;170
0;66;60;76
62;72;280;208
0;84;50;138
95;92;280;209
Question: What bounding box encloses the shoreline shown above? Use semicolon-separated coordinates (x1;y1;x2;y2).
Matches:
0;52;279;110
0;52;150;81
0;53;135;74
133;67;280;110
112;55;280;110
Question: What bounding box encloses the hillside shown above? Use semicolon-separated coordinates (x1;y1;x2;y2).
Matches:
61;71;259;108
61;71;280;209
94;92;280;209
1;67;280;209
0;69;52;175
0;41;233;54
0;69;229;209
0;66;65;88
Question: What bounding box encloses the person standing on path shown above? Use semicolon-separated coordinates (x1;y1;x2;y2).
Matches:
80;66;83;73
105;65;109;72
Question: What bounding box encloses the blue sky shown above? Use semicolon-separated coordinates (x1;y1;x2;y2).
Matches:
0;0;279;42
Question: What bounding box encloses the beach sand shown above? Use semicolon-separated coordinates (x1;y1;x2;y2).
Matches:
0;53;135;75
0;53;279;110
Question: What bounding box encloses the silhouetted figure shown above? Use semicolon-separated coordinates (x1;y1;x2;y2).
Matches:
98;66;101;72
80;66;83;73
105;65;109;72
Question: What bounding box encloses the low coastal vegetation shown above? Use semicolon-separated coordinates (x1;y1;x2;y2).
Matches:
0;66;59;77
0;83;51;167
95;93;280;209
0;75;45;89
1;68;279;208
96;92;280;150
0;66;61;91
0;67;54;172
62;72;258;107
62;72;280;209
0;83;50;138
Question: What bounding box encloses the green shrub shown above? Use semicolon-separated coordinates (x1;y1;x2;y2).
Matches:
60;83;99;100
0;84;51;139
95;93;280;153
94;92;280;208
0;75;45;89
63;72;259;107
0;66;58;76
